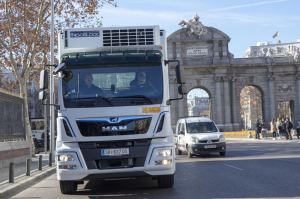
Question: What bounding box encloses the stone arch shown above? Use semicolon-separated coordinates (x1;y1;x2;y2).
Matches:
187;86;212;117
239;84;265;129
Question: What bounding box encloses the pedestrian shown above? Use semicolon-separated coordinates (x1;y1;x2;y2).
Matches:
276;118;282;139
285;118;293;140
296;123;300;140
282;119;287;139
270;118;277;140
256;119;262;139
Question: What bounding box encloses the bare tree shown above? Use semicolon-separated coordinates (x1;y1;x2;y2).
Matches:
0;0;117;157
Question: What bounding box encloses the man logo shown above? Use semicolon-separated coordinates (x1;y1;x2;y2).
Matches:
109;117;119;123
102;126;127;132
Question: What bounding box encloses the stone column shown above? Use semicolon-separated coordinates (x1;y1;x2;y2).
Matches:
231;77;240;130
296;75;300;125
223;77;232;130
214;77;223;126
268;75;276;121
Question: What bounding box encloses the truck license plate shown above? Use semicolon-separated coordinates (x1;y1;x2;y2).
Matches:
101;148;129;156
204;145;216;149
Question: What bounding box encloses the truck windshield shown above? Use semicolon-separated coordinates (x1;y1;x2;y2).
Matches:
186;122;218;134
62;64;163;108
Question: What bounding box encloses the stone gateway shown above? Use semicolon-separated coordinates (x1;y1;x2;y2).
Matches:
167;18;300;131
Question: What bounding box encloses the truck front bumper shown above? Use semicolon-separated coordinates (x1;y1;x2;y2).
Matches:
56;137;175;181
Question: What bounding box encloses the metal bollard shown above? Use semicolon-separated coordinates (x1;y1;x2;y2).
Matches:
9;162;14;183
38;155;43;171
49;152;52;167
26;159;31;176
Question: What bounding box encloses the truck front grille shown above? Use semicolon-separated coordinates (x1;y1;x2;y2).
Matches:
76;116;151;137
79;139;151;170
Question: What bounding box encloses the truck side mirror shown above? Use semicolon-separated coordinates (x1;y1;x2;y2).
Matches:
39;69;48;102
39;70;48;90
175;63;183;84
178;84;187;96
164;60;185;85
39;90;47;101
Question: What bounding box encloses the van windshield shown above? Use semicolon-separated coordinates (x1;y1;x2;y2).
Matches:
186;122;218;134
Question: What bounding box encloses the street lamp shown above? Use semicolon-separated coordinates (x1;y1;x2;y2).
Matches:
49;0;55;161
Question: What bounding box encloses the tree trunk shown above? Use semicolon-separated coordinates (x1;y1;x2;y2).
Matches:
20;80;35;158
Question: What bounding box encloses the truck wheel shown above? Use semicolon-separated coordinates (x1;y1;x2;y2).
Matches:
158;174;174;188
220;151;226;156
59;181;77;194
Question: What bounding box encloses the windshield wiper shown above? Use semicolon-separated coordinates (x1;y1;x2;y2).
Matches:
69;96;113;106
113;95;153;104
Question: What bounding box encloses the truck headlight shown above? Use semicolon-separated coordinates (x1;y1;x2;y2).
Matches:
150;147;173;166
58;154;75;162
57;152;79;170
155;148;172;157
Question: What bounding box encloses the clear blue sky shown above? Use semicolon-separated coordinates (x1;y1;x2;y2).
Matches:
100;0;300;58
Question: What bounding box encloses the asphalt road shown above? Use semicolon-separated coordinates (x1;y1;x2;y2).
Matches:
11;139;300;199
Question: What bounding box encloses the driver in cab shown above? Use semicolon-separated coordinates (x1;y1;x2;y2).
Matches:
79;73;103;97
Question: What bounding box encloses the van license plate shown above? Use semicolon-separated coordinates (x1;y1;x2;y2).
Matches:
204;145;216;149
101;148;129;156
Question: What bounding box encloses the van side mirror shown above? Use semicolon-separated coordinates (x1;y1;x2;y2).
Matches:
39;70;48;90
179;130;185;135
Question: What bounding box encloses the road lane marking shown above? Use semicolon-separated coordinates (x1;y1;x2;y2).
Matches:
176;155;300;163
224;164;244;171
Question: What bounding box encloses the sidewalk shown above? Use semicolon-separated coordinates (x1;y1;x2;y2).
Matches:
0;153;50;184
0;153;56;199
226;135;300;143
0;166;56;199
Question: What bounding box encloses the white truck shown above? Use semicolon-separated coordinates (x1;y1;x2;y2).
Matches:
39;26;184;194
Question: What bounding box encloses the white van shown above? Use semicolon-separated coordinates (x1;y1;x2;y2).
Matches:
175;117;226;157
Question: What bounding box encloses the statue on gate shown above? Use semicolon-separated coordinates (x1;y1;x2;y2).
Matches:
179;15;207;38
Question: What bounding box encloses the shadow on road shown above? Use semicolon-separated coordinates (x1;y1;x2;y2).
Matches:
73;177;178;199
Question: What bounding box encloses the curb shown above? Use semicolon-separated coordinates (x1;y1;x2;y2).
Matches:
0;166;56;199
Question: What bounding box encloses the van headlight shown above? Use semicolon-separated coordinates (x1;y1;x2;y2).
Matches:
219;134;225;142
190;136;198;144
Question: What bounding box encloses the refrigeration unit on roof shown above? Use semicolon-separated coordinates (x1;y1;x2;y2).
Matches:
59;26;162;55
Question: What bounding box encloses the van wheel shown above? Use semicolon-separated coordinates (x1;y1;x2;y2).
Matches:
59;181;77;194
220;151;226;157
187;146;193;158
158;175;174;188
